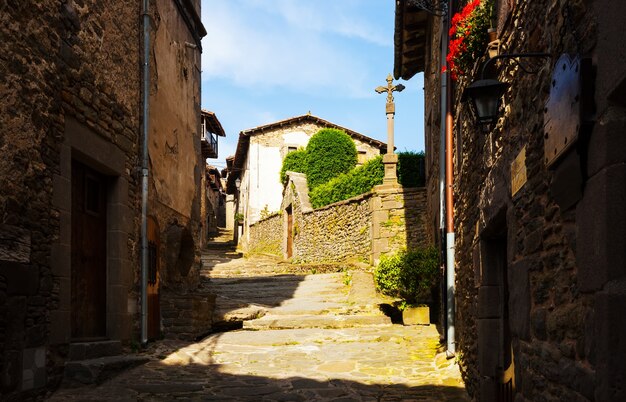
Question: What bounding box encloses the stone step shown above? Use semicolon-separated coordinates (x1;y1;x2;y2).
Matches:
63;355;149;387
203;243;237;251
242;314;392;330
214;305;267;323
68;340;122;361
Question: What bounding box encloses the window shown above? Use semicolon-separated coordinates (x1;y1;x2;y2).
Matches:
357;151;367;165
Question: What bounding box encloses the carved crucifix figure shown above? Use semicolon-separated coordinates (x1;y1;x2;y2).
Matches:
375;73;406;104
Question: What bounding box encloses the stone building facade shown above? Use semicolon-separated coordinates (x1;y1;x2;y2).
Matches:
0;0;209;399
226;114;387;250
395;0;626;401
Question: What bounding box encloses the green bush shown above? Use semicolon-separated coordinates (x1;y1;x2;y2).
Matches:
374;247;439;304
397;151;425;187
309;156;384;208
305;128;357;189
279;148;307;184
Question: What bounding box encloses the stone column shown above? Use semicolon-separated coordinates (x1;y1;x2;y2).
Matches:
375;74;404;188
383;101;399;186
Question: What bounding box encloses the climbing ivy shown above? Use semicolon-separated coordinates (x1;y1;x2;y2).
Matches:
309;156;384;208
305;128;357;190
279;148;307;184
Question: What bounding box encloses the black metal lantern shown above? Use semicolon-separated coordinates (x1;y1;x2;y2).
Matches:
462;79;509;125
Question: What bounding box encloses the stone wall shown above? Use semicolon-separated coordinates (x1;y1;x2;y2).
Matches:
248;213;282;256
0;0;208;398
420;0;626;400
0;1;142;399
149;0;205;294
160;290;216;341
371;187;430;264
296;192;373;263
247;172;429;264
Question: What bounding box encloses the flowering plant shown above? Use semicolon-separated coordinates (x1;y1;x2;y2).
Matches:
446;0;492;80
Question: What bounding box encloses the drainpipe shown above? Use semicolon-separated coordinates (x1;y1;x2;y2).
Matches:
441;0;456;357
140;0;150;346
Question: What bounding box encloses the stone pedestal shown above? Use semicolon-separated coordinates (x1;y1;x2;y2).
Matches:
382;153;398;186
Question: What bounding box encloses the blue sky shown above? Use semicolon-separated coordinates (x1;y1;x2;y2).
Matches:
200;0;425;168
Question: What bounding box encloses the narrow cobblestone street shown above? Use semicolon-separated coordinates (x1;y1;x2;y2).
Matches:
48;237;468;401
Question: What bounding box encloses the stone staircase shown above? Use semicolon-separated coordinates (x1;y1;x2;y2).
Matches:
63;340;148;387
242;271;391;330
200;244;393;332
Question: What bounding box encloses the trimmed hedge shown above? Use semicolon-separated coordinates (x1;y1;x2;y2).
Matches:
309;156;384;208
305;128;357;189
279;148;307;184
397;151;425;188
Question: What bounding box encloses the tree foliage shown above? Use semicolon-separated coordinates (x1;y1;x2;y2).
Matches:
279;149;307;184
305;128;357;189
309;156;384;208
397;151;425;188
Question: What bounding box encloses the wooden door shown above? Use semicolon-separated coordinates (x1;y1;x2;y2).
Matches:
286;206;293;258
147;216;160;340
71;161;107;339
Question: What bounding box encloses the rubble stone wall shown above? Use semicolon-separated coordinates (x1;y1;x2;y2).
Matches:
422;0;626;400
160;290;216;341
248;213;283;256
296;193;374;263
248;173;429;265
0;1;141;399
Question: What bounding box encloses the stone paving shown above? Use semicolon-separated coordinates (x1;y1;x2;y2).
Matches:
48;242;468;401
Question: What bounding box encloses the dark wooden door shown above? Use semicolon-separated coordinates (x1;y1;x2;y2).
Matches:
71;161;107;339
286;206;293;258
147;216;160;340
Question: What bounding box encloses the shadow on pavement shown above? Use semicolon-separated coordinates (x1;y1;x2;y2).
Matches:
50;355;469;401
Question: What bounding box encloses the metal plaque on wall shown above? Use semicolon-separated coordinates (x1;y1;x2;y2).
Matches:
544;54;582;168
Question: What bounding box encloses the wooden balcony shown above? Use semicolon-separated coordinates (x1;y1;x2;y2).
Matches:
200;110;226;159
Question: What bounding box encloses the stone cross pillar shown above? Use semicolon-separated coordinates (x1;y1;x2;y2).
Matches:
375;74;405;186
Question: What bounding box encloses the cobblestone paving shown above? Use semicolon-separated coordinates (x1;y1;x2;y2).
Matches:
48;247;468;401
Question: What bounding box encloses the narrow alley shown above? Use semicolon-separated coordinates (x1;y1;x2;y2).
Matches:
48;232;467;401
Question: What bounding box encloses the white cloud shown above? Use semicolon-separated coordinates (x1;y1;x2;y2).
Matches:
246;0;390;46
200;0;383;98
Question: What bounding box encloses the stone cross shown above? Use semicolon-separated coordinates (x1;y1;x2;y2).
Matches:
375;73;406;105
375;74;405;186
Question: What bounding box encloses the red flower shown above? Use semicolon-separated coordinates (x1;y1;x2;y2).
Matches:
447;0;490;80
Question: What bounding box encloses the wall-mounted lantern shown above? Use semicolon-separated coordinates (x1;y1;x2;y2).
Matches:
235;177;241;190
462;79;509;125
463;53;551;127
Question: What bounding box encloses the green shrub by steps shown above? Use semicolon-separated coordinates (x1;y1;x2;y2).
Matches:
305;128;357;190
309;156;384;208
374;247;439;304
397;151;425;187
279;148;307;184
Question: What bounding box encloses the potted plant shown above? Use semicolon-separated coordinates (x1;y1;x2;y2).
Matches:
374;247;439;325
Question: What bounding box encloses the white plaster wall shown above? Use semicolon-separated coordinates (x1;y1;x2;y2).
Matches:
249;143;282;223
282;130;310;148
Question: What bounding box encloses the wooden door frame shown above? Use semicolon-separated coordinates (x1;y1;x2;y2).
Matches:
51;117;134;344
286;205;293;259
